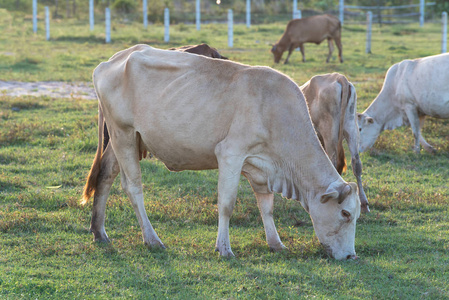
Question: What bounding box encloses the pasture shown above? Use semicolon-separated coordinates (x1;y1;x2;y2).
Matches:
1;9;449;298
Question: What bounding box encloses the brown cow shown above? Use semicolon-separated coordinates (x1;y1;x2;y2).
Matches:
271;14;343;64
300;73;369;212
169;43;228;60
82;45;361;260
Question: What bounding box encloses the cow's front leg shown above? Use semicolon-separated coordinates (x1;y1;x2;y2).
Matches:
404;107;424;153
215;144;244;257
419;115;436;153
299;43;305;62
284;44;295;64
255;192;286;252
90;143;120;242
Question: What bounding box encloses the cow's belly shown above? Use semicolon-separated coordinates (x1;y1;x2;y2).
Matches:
417;92;449;118
157;154;218;172
140;131;220;171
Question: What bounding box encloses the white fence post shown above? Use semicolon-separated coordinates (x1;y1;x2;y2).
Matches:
246;0;250;28
143;0;148;29
366;11;372;54
228;9;233;48
196;0;200;30
33;0;37;33
89;0;94;31
443;12;448;53
45;6;50;40
164;8;170;42
293;10;301;51
420;0;425;27
339;0;344;25
105;7;111;43
292;0;297;19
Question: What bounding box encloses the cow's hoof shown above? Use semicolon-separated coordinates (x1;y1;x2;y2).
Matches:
424;146;437;154
90;229;110;243
215;247;235;258
269;243;287;253
145;240;166;249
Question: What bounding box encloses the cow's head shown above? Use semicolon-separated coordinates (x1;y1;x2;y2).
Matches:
308;181;360;260
270;43;283;63
357;113;381;153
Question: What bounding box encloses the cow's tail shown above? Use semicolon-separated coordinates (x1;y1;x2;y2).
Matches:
81;103;105;205
336;76;349;174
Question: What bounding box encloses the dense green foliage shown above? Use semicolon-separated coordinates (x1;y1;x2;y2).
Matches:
1;7;449;299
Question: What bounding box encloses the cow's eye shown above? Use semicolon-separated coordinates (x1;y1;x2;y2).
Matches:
341;210;351;219
359;128;362;132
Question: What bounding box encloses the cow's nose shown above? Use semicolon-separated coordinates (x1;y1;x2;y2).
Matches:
347;254;358;260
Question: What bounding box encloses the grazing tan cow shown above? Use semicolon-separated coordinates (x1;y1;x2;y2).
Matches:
82;45;361;260
170;43;228;59
358;53;449;153
300;73;369;213
271;14;343;64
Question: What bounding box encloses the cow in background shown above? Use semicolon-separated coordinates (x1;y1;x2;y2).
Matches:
170;43;228;60
301;73;369;213
358;53;449;154
82;45;361;260
271;14;343;64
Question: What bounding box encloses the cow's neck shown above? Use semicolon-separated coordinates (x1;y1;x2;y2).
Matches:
267;130;341;212
365;92;404;131
277;34;290;52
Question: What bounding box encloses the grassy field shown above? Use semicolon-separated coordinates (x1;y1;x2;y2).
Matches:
1;8;449;299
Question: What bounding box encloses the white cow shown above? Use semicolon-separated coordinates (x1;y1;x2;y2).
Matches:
82;45;361;260
300;73;369;213
358;53;449;153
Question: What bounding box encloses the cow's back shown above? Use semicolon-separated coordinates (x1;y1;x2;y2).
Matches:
377;53;449;118
94;45;317;172
288;14;341;44
301;73;354;173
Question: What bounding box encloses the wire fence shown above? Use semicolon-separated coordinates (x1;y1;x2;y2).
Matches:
341;2;437;25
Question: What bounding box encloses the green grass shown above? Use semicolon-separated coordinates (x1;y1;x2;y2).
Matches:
1;8;449;299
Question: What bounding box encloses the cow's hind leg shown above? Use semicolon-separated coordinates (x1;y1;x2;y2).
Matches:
326;38;334;63
113;131;165;248
255;192;286;252
418;115;436;153
343;114;370;212
334;36;343;63
345;137;369;213
214;142;244;257
90;143;120;242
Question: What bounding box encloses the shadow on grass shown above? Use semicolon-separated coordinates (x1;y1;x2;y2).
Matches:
54;35;107;44
0;179;25;191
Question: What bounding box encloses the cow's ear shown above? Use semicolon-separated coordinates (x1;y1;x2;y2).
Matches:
321;183;357;204
320;190;339;203
367;117;374;124
337;183;357;204
320;182;340;203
